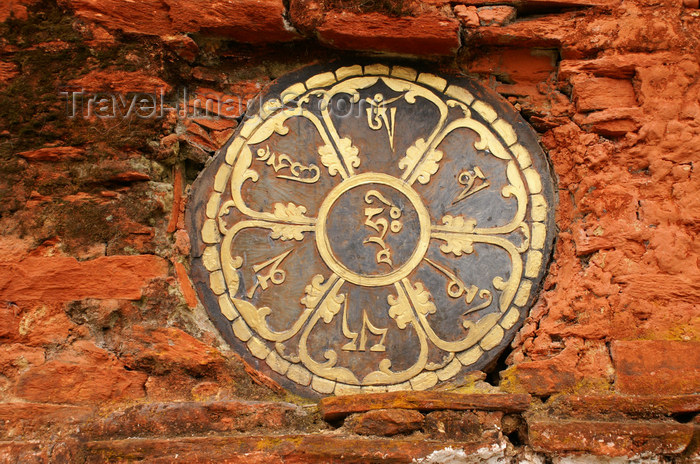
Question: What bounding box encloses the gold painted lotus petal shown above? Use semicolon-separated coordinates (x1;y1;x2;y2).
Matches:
187;63;557;397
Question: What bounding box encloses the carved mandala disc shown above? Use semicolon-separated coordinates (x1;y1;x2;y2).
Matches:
187;63;556;397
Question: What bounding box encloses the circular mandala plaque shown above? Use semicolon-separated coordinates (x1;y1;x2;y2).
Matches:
187;63;556;397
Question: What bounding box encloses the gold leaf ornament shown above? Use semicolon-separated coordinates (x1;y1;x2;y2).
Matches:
191;63;555;396
318;144;344;177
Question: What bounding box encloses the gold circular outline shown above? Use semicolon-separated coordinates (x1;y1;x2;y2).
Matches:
199;64;553;394
315;173;431;287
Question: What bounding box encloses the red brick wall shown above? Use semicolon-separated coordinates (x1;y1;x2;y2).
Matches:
0;0;698;461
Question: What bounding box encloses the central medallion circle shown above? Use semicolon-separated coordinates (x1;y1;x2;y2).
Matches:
316;173;431;287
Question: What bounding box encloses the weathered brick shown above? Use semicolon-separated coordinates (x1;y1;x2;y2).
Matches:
17;147;85;162
346;409;424;437
166;0;297;42
529;418;694;456
0;256;168;303
469;48;557;84
319;391;531;421
501;362;577;396
0;344;44;376
454;5;479;27
502;338;614;396
611;340;700;395
423;410;502;442
67;70;171;93
573;107;644;137
64;0;297;42
573;77;638;112
173;261;198;308
14;341;147;405
558;55;652;80
612;274;700;305
316;11;460;56
82;401;303;439
0;0;38;22
62;0;172;35
84;435;503;463
0;441;48;464
0;403;93;439
679;415;700;463
477;6;516;26
118;325;227;376
469;13;571;50
552;394;700;417
0;302;76;346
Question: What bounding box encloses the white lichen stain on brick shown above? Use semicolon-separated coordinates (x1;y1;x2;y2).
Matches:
412;442;510;464
553;455;664;464
517;449;546;464
412;447;469;464
282;15;298;34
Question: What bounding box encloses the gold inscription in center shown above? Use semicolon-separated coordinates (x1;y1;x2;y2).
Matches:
315;173;431;287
